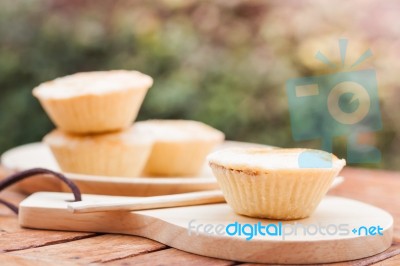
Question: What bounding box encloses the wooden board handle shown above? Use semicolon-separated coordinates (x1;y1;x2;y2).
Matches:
68;190;225;213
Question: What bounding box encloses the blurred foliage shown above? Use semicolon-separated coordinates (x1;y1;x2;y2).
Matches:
0;0;399;169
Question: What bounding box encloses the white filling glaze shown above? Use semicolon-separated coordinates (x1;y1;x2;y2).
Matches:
207;148;346;170
134;120;225;141
33;70;153;99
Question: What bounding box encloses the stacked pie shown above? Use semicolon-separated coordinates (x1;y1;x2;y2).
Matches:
33;70;224;177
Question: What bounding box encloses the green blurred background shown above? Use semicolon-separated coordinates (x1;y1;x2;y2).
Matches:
0;0;399;169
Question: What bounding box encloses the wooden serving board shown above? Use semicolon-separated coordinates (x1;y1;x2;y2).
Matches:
19;192;393;264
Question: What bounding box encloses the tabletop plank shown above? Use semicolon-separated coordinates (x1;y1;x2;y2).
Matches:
238;243;400;266
0;190;98;252
0;254;74;266
329;168;400;242
6;234;167;264
0;216;96;252
378;254;400;266
105;248;235;266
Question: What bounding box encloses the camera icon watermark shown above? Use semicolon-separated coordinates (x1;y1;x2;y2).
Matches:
286;39;382;167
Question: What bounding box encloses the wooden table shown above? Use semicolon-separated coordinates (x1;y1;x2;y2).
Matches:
0;167;399;266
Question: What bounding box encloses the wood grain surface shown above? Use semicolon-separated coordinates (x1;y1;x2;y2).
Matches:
0;166;399;265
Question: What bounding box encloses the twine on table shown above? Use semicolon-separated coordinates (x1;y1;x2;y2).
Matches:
0;168;82;214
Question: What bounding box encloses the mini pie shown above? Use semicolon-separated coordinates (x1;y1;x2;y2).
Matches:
135;120;225;176
208;148;346;220
33;70;153;134
44;127;153;177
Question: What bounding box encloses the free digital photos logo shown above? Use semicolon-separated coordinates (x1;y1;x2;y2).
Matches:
286;39;382;166
187;220;384;241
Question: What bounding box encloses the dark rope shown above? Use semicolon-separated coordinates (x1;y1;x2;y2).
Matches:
0;168;82;214
0;198;18;214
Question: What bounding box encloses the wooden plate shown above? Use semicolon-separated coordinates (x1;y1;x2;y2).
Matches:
1;142;344;197
20;192;393;264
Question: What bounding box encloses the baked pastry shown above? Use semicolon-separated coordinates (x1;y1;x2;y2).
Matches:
33;70;153;134
44;127;153;177
135;120;225;176
208;148;346;220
